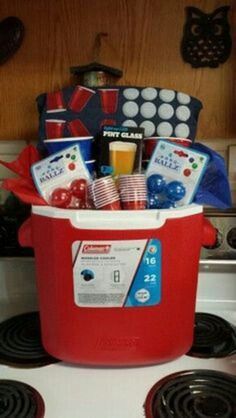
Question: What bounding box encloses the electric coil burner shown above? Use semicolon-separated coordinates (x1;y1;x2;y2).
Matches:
187;313;236;358
0;379;44;418
145;369;236;418
0;312;59;367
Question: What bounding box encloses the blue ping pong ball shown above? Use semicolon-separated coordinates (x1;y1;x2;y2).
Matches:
148;193;162;209
147;174;166;194
166;181;186;201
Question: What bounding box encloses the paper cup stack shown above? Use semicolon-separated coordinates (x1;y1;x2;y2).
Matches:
117;174;147;210
88;176;121;210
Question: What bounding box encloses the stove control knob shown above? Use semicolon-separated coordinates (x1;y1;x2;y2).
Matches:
227;227;236;249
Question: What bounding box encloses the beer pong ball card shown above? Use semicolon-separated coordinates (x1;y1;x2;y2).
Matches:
146;139;209;205
98;125;144;177
31;145;91;204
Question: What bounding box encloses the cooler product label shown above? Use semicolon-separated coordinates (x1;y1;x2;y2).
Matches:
72;239;161;308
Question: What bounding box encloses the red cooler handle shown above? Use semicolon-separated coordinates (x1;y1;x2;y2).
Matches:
18;216;33;248
202;217;217;247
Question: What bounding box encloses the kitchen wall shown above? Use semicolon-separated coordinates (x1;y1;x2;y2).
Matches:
0;0;235;142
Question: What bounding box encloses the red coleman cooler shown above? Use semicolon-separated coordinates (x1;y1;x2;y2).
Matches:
19;204;216;366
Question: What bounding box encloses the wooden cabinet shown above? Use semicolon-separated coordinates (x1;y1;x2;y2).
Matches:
0;0;235;141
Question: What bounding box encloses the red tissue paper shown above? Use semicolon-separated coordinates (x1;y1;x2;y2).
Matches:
0;145;47;205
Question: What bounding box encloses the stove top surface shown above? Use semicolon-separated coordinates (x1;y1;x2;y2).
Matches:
0;312;59;368
0;379;45;418
0;307;235;418
0;257;235;418
145;369;236;418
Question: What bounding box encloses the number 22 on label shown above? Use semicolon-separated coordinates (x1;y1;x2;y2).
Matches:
144;274;157;282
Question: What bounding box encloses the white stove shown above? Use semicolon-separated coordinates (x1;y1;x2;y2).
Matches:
0;255;235;417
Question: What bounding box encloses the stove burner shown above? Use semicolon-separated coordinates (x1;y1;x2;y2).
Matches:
187;313;236;358
145;369;236;418
0;312;59;367
0;379;44;418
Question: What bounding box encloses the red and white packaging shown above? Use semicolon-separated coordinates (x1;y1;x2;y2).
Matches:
31;145;91;208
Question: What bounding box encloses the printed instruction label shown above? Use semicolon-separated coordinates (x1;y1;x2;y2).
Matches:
72;239;161;308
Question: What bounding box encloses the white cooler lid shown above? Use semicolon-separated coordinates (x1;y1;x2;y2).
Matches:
32;204;203;230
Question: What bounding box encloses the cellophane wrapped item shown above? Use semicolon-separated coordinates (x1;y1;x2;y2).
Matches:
192;143;232;209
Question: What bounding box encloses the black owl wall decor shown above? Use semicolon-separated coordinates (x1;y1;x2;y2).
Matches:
0;17;24;65
181;6;232;68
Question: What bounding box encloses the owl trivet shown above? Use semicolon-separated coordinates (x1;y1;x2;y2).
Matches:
181;6;232;68
0;16;24;65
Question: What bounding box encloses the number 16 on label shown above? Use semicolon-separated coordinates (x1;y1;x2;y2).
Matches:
145;256;157;265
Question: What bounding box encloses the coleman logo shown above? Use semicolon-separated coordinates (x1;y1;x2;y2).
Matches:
82;244;111;254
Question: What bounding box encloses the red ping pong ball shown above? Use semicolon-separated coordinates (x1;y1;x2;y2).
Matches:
50;188;72;208
70;179;87;200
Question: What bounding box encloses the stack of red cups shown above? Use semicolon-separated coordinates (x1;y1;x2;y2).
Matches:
117;174;147;210
88;176;121;210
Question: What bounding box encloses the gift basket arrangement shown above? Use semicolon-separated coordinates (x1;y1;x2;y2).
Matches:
0;84;232;366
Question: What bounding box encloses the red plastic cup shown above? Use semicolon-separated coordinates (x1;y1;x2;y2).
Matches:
92;191;120;205
119;186;147;192
88;183;117;195
100;119;117;128
46;91;66;113
99;89;119;114
118;184;146;190
118;177;145;182
142;160;150;170
144;137;159;159
118;173;147;210
88;176;114;189
120;187;147;192
90;193;119;202
117;174;147;191
118;188;147;197
67;119;91;137
92;189;119;199
120;194;147;200
122;200;147;210
68;86;95;112
45;119;66;139
99;200;121;210
118;174;145;180
88;176;120;209
90;175;114;184
171;137;192;147
89;185;117;194
95;195;120;205
92;193;120;204
88;179;115;189
95;188;119;196
157;137;192;147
